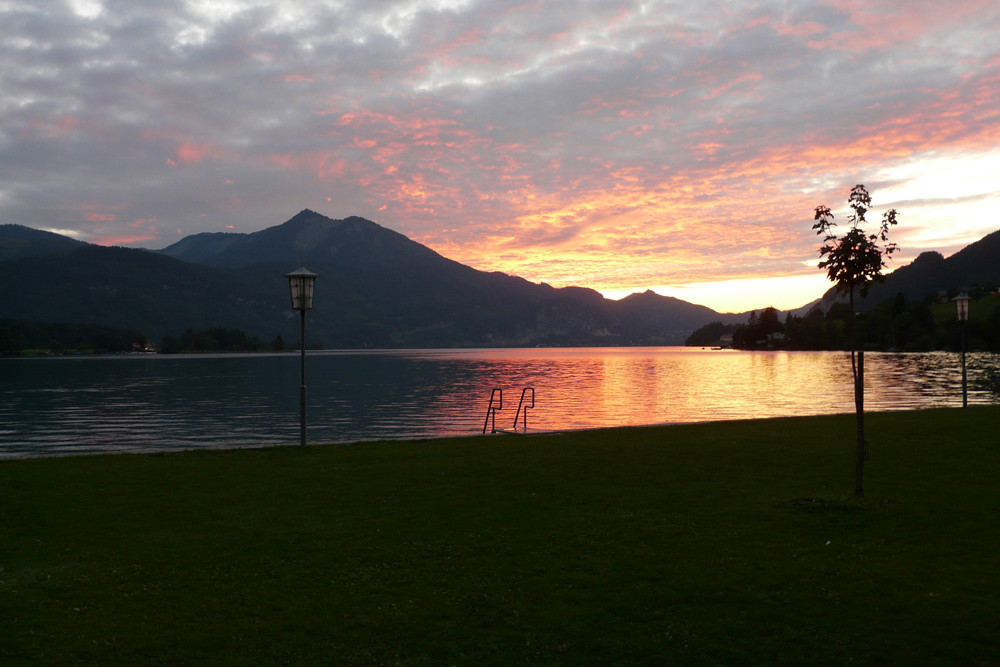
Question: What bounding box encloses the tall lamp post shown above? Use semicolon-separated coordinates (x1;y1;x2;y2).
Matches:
286;266;319;446
953;292;970;408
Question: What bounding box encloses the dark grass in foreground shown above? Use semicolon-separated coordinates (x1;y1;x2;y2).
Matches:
2;408;999;665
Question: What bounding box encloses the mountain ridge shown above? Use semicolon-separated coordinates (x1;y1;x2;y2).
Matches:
4;214;996;347
161;209;456;271
0;214;734;346
0;224;86;262
813;228;1000;312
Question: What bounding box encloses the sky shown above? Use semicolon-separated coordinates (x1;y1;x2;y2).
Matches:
3;0;1000;313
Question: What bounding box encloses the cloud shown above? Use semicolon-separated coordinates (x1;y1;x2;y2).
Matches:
2;0;999;311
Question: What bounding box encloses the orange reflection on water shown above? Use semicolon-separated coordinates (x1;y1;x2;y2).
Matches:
402;347;991;435
3;349;995;457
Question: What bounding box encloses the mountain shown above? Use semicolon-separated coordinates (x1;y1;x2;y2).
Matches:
0;211;726;347
161;210;447;271
0;224;85;262
814;228;1000;312
614;289;733;333
4;213;997;347
0;244;278;339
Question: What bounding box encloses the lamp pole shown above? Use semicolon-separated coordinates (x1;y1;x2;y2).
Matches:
286;266;319;446
953;292;970;409
299;307;307;443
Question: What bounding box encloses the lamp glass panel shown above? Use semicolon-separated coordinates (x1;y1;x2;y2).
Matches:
286;268;318;310
956;298;969;321
300;277;316;310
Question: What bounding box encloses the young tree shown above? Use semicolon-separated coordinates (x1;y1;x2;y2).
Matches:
813;184;899;497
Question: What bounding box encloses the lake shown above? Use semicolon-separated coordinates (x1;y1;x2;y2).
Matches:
2;347;998;458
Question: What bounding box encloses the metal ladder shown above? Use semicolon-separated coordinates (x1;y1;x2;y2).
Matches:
482;388;502;434
513;387;534;432
482;387;534;433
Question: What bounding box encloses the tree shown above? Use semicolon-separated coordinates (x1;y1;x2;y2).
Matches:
758;306;783;338
685;321;732;347
160;334;181;354
813;184;899;497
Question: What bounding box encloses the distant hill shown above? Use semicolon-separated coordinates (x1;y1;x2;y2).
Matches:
813;228;1000;312
0;224;85;262
0;212;729;347
0;244;277;339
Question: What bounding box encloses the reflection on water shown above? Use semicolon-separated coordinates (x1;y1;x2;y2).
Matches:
1;347;997;458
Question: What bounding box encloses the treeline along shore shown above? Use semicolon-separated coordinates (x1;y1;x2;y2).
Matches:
0;320;287;356
6;288;1000;356
3;407;999;664
688;289;1000;351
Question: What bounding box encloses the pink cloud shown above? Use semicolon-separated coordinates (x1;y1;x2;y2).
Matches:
140;129;229;166
774;19;826;38
93;233;160;246
73;203;126;224
23;115;83;137
820;0;999;51
423;28;488;64
84;212;118;222
267;152;348;179
176;142;218;165
129;216;157;229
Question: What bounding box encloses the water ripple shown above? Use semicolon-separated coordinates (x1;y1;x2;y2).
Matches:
1;348;997;458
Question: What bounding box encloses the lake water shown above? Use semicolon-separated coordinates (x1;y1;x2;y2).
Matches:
2;347;998;458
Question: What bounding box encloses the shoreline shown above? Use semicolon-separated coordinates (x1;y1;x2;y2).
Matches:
1;404;989;462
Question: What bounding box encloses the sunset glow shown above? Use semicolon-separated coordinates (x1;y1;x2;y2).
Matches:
3;1;999;311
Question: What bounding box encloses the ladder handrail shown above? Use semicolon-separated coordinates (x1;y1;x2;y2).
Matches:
513;387;535;432
482;388;502;434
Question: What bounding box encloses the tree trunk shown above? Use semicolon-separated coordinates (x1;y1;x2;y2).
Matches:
855;349;865;496
849;290;865;497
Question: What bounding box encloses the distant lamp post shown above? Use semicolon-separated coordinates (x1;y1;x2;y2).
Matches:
286;266;319;445
953;292;970;408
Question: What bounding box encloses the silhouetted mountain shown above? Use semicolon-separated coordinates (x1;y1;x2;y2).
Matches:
615;290;735;333
0;224;85;262
814;229;1000;312
0;245;279;338
1;211;729;347
161;210;448;271
5;213;998;347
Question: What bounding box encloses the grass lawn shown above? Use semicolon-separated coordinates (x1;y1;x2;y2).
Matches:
2;407;999;665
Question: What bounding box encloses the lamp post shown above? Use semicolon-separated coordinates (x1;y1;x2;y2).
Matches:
286;266;319;446
953;292;970;408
